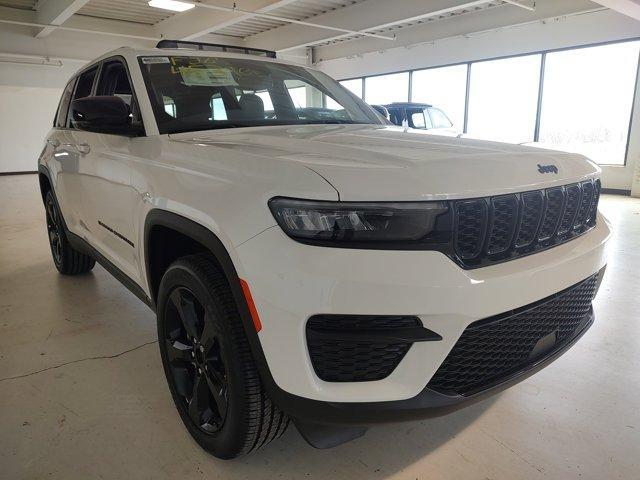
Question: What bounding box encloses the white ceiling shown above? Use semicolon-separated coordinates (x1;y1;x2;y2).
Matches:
0;0;636;64
77;0;175;25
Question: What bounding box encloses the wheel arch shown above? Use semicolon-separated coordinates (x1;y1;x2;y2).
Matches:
38;164;53;202
143;209;281;404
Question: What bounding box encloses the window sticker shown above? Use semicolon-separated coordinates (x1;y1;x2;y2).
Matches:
141;56;170;64
178;66;239;87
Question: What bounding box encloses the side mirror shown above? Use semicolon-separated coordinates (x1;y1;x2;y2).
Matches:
70;96;140;135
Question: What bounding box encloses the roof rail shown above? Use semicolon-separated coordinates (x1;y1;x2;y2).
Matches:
156;40;276;58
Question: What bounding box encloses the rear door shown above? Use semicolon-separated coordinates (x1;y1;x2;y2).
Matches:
46;77;77;227
52;66;99;234
66;58;143;282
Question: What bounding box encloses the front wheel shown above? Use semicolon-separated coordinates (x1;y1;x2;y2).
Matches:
157;254;289;459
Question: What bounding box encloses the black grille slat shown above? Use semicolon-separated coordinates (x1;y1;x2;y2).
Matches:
514;191;543;248
557;184;581;236
427;274;599;395
306;316;421;382
538;187;565;241
574;181;594;231
453;179;600;268
587;179;601;226
454;200;487;260
486;195;518;255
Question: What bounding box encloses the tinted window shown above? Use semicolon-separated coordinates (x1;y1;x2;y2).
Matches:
96;60;133;105
388;108;405;126
94;59;144;134
74;66;98;100
55;79;76;128
429;107;452;128
139;55;381;134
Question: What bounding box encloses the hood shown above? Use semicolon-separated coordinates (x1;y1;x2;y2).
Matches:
169;124;600;201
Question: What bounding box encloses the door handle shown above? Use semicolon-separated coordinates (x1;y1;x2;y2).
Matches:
75;143;91;155
49;140;79;151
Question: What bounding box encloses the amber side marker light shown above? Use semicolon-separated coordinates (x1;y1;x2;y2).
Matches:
239;279;262;332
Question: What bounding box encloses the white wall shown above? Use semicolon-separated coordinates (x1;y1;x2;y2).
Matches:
318;9;640;194
0;23;150;173
0;84;61;172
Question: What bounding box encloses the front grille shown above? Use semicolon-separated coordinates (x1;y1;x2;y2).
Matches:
306;315;421;382
453;179;600;268
427;274;599;396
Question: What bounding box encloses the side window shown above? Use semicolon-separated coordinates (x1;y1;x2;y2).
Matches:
389;109;404;126
163;96;177;117
96;60;133;105
429;107;453;128
409;109;433;129
93;58;144;134
210;93;228;120
67;66;97;129
55;78;76;128
410;111;426;129
73;66;98;100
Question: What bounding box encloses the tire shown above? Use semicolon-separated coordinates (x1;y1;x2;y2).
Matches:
44;190;95;275
157;254;289;459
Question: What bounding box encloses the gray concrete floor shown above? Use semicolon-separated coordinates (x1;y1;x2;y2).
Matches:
1;174;638;480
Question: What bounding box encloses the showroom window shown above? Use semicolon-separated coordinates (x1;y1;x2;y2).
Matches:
466;54;542;144
411;64;467;130
538;41;640;165
365;72;409;105
288;86;307;108
340;78;363;98
326;78;363;109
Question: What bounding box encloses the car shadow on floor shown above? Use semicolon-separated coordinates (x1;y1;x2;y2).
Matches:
220;395;499;478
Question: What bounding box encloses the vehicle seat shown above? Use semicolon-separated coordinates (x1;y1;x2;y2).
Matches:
233;94;265;121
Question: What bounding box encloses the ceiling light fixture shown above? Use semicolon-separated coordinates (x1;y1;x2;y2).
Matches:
148;0;195;12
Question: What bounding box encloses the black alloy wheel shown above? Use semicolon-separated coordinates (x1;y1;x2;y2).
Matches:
157;254;289;459
43;190;95;274
45;192;63;267
163;286;229;432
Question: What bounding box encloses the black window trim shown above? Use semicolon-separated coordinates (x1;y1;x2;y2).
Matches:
60;55;146;137
53;77;77;128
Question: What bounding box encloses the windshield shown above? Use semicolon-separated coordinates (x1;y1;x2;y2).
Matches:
138;55;382;134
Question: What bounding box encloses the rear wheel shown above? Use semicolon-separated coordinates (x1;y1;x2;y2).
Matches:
157;254;289;459
44;190;95;275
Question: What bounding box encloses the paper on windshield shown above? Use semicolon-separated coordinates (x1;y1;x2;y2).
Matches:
178;66;238;87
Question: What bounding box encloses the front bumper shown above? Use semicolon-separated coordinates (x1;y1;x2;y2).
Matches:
234;212;609;412
275;307;594;427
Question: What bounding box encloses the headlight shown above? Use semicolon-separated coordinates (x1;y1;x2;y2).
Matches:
268;197;449;247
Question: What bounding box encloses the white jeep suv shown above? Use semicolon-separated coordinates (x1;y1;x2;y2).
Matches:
38;41;610;458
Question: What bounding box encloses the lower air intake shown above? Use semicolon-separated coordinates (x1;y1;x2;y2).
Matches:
427;273;599;396
306;315;421;382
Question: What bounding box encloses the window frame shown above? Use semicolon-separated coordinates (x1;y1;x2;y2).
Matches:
63;56;145;136
54;77;77;128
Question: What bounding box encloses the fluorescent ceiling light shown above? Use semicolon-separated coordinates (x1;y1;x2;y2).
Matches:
148;0;195;12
